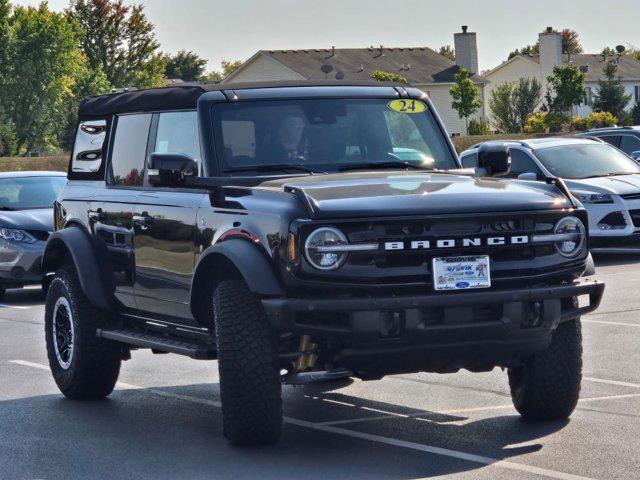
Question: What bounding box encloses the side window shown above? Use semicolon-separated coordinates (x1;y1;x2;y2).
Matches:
154;111;201;161
109;114;152;187
619;135;640;155
71;120;107;173
600;135;621;148
508;149;543;179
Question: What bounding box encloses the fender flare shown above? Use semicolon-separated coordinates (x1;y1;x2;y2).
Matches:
192;238;285;298
41;227;114;310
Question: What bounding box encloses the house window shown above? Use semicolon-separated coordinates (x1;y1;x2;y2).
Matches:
635;85;640;103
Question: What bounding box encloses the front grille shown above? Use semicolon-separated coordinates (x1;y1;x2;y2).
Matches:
297;211;585;287
621;193;640;200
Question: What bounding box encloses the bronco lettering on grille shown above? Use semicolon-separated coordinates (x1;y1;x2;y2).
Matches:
384;235;529;251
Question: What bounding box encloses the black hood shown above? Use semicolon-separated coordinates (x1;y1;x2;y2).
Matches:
0;208;53;231
262;171;570;219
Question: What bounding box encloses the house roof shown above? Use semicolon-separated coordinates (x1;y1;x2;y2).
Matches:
237;47;487;85
505;53;640;82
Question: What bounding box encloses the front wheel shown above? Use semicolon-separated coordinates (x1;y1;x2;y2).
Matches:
45;265;121;399
508;318;582;420
213;278;283;445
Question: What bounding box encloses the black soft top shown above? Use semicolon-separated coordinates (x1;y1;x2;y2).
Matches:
77;80;409;118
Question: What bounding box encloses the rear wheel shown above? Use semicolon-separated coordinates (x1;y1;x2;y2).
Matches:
213;278;282;445
45;264;121;399
508;318;582;420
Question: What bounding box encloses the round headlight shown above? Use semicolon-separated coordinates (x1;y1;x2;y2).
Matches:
554;216;586;258
304;227;348;270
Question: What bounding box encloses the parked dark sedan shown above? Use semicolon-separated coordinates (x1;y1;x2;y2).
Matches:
0;171;66;299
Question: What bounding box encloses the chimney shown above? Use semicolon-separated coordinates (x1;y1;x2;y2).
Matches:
538;27;562;81
454;25;478;74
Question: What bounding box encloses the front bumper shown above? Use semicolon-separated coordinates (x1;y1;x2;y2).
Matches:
263;279;604;375
0;239;46;286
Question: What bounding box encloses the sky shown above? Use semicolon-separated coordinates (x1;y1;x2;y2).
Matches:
12;0;640;74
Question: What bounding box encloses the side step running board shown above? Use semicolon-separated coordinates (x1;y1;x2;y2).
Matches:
97;328;216;360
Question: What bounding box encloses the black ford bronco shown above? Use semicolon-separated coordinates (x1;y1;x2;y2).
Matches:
42;81;604;445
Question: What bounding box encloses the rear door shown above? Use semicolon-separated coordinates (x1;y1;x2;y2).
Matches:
89;113;152;310
132;111;206;324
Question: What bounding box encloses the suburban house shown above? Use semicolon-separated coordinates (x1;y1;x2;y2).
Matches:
484;27;640;121
222;27;488;136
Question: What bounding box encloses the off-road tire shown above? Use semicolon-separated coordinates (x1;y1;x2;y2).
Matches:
213;278;282;445
508;318;582;420
45;264;121;399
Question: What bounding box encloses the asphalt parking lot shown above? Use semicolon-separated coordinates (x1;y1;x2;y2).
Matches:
0;255;639;480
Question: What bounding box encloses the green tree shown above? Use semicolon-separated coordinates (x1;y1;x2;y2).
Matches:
56;58;111;150
546;65;587;116
438;45;455;61
68;0;165;89
592;61;632;118
512;77;542;130
450;68;483;134
3;4;84;154
165;50;208;81
204;59;244;82
371;70;407;83
488;82;519;133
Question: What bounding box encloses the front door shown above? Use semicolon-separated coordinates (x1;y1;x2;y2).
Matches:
132;111;204;325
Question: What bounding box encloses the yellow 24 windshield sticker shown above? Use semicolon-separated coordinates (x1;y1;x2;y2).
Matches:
387;99;427;114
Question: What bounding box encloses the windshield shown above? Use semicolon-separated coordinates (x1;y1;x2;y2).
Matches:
0;176;65;210
535;143;640;179
212;98;457;174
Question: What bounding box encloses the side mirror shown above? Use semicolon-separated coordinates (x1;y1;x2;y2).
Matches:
148;152;197;187
477;143;510;177
631;151;640;161
517;172;538;181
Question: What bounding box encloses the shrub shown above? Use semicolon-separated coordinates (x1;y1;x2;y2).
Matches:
585;111;617;130
371;70;407;83
523;112;548;133
617;110;633;126
545;112;570;132
468;118;491;135
571;116;587;131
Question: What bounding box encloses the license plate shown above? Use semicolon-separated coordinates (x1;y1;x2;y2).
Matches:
432;255;491;291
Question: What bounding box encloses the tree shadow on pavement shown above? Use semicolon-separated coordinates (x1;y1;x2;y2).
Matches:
0;382;568;480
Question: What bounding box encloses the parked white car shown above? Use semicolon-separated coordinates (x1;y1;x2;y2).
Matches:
461;137;640;252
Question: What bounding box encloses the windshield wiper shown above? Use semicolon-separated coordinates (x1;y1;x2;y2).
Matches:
582;172;636;179
0;206;15;211
223;164;326;174
339;161;427;172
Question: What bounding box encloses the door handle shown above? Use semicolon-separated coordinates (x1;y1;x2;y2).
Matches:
133;212;154;229
88;209;105;221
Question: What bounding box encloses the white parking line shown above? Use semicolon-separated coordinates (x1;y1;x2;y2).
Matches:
7;359;595;480
583;319;640;328
0;304;31;310
584;376;640;389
